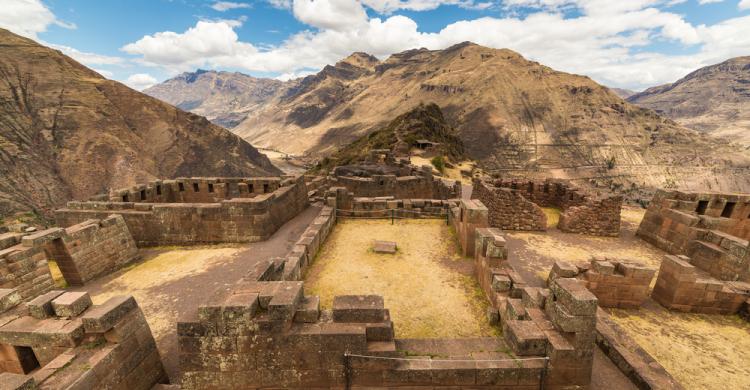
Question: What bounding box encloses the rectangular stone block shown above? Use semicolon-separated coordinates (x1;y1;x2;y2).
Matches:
51;292;92;317
80;296;137;333
0;288;22;313
294;296;320;323
26;290;64;319
503;320;547;356
332;295;385;323
550;278;598;316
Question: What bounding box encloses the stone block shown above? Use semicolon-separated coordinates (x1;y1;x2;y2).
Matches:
51;292;92;317
550;261;579;281
491;275;511;292
549;278;598;316
80;296;137;333
0;373;37;390
372;241;397;254
294;296;320;323
503;320;547;356
0;288;22;313
332;295;385;323
26;290;64;319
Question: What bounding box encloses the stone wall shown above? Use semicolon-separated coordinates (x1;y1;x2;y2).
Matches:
27;215;139;286
326;187;455;219
55;176;309;246
99;177;283;203
637;190;750;282
332;165;461;200
0;291;167;389
0;237;55;302
450;199;489;257
472;178;622;236
651;255;750;314
549;258;656;309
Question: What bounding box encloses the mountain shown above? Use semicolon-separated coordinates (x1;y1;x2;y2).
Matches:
628;57;750;147
144;69;283;128
0;28;279;219
610;88;637;99
314;102;465;172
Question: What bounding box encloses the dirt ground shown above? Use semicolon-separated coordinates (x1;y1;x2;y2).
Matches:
71;205;322;382
305;219;498;338
504;205;664;286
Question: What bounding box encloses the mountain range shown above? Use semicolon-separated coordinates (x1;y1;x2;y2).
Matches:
628;56;750;147
146;43;750;194
0;28;279;219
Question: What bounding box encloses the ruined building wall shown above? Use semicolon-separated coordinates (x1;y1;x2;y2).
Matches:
651;254;750;314
471;179;547;231
39;215;140;286
332;165;461;200
55;176;309;246
450;199;489;258
0;291;167;389
637;190;750;282
472;178;622;236
0;237;55;302
103;177;283;203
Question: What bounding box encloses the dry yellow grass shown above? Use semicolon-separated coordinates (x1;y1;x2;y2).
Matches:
410;155;475;184
541;207;561;228
47;260;68;288
620;206;647;226
305;219;497;338
88;246;242;338
608;305;750;390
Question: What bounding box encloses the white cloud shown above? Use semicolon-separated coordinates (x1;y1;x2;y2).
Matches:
211;1;251;11
125;73;158;90
698;0;723;4
292;0;368;30
267;0;293;9
362;0;490;13
93;68;114;78
0;0;75;39
740;0;750;10
120;0;750;90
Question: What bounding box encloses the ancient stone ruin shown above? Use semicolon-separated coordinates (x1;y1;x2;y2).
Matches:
472;178;622;236
1;165;749;389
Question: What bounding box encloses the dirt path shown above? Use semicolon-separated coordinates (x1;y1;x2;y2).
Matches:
73;205;321;382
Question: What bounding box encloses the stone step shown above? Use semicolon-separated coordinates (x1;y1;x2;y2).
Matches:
366;340;402;357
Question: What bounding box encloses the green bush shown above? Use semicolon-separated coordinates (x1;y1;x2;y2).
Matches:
431;156;446;173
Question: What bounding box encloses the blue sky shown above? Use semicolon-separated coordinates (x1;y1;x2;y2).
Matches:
2;0;750;90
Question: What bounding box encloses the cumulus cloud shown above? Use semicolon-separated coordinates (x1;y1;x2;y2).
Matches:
120;0;750;90
125;73;158;90
0;0;75;39
48;43;125;66
740;0;750;10
211;1;251;11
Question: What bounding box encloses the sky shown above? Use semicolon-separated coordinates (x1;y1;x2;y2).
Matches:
1;0;749;91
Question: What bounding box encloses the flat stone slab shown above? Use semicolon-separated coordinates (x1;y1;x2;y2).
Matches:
27;290;65;319
0;288;21;312
373;240;397;254
333;295;385;323
0;372;36;390
52;292;92;317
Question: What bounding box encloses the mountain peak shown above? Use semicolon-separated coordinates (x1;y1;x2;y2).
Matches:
338;52;380;69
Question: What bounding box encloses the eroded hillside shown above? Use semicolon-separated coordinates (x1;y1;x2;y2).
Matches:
0;28;279;218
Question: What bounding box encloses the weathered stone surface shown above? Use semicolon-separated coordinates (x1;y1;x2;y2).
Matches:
80;296;137;333
332;295;385;323
51;292;92;317
0;289;22;313
26;291;64;319
372;241;397;254
0;373;37;390
294;296;320;323
503;320;547;356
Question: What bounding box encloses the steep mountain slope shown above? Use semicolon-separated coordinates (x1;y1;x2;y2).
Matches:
628;57;750;147
0;28;279;218
314;102;465;172
144;70;283;128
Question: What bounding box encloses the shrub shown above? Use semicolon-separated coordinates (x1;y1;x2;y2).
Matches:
431;156;446;173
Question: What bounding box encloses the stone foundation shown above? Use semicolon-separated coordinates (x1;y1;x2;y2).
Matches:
472;178;621;236
549;258;656;309
55;176;309;246
332;165;461;200
0;291;166;389
651;255;750;314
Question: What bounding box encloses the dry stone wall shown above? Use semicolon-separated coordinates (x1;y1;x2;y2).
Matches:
55;176;309;246
332;165;461;200
98;177;282;203
0;291;167;389
472;178;622;236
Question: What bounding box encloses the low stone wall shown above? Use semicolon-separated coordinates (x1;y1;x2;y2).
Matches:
472;178;621;236
652;255;750;314
327;186;455;218
595;309;684;390
549;258;656;309
55;176;309;246
332;165;461;200
0;238;55;302
0;291;166;389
